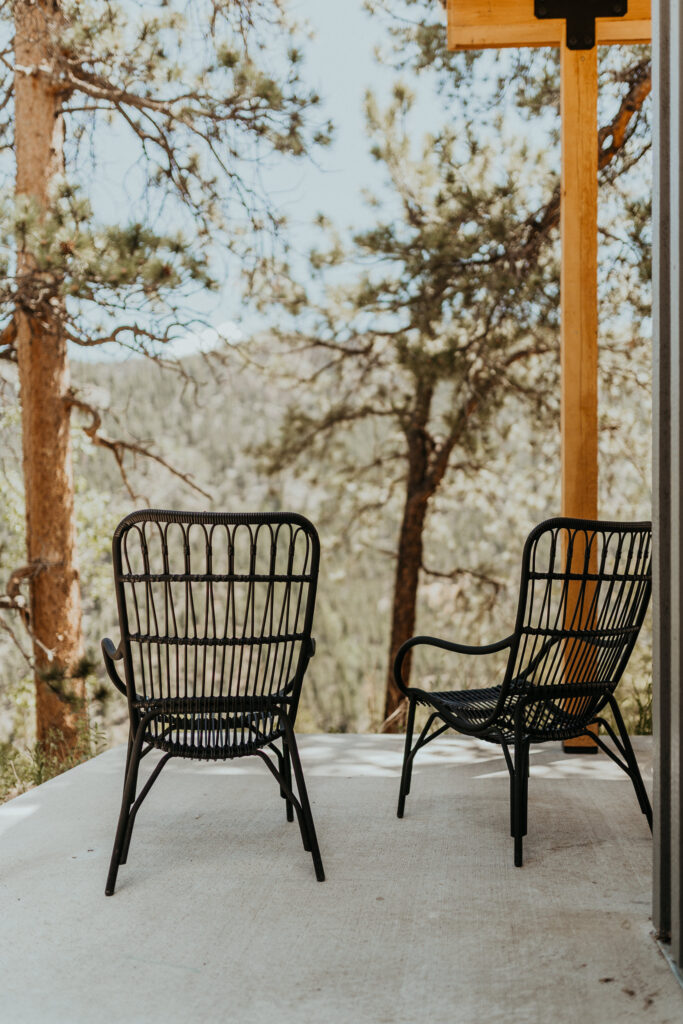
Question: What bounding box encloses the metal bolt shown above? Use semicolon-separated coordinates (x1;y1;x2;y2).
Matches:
569;35;579;48
537;2;548;15
584;34;594;48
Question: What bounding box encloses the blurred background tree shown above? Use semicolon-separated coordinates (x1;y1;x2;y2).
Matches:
0;0;653;783
0;0;330;753
252;0;652;727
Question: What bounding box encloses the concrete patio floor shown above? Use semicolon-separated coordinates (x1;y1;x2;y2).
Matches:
1;734;680;1024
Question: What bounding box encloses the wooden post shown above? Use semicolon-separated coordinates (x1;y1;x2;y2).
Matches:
560;40;599;522
560;35;599;751
445;2;652;755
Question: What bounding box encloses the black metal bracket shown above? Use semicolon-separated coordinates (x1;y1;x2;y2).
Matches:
534;1;628;50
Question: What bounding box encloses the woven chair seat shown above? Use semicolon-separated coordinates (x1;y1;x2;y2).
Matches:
421;685;507;727
421;684;604;743
143;711;285;760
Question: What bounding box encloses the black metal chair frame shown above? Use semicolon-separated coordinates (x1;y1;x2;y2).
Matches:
394;517;653;866
103;510;324;894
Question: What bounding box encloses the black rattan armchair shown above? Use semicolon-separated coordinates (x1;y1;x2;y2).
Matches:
103;510;324;894
394;518;653;866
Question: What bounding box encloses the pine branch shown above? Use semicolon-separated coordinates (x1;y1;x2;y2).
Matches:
0;563;37;628
66;390;212;502
598;61;651;172
420;561;505;592
0;318;17;361
0;561;55;663
0;613;33;666
520;61;651;265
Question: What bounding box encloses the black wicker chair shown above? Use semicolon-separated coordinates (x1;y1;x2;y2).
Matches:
103;510;324;894
394;518;653;866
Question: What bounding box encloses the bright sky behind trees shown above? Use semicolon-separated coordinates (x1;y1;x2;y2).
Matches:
76;0;445;356
274;0;401;232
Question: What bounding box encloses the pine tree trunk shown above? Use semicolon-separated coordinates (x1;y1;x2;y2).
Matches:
14;1;86;752
382;381;436;730
383;487;430;728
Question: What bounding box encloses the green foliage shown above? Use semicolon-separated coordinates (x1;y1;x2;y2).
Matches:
0;0;332;354
0;324;656;767
630;679;653;737
0;721;106;803
36;651;98;708
0;1;655;770
0;374;122;756
260;86;561;478
0;0;333;780
250;2;653;725
72;653;99;681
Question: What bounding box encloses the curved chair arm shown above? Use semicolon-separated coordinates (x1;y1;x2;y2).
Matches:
394;634;515;698
101;637;127;696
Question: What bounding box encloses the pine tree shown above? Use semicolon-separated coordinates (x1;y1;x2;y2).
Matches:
257;23;652;728
0;0;329;752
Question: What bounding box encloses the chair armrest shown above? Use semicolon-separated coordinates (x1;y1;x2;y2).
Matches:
394;634;515;698
101;637;127;696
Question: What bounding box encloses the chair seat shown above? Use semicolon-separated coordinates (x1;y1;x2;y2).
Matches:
143;711;285;760
414;684;603;743
415;686;514;740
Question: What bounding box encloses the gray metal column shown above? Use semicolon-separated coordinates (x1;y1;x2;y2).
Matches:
655;0;683;970
653;0;672;945
671;0;683;968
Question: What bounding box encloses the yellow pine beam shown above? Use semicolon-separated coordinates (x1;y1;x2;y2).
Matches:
447;0;651;51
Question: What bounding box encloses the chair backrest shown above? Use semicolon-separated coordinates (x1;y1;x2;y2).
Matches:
505;518;652;729
112;511;320;712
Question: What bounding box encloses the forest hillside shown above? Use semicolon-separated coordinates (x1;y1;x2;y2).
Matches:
0;334;653;773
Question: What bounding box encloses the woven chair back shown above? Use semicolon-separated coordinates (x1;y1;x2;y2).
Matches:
506;518;652;734
112;511;319;714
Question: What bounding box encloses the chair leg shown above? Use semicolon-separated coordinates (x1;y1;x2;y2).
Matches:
106;722;147;896
404;703;417;798
608;699;653;831
501;741;518;838
120;753;172;864
115;727;140;864
397;698;416;819
512;724;527;867
282;738;294;823
119;742;143;864
283;720;325;882
257;748;313;854
521;740;530;838
270;740;294;823
124;729;134;778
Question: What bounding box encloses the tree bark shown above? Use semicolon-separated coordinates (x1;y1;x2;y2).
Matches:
383;484;430;728
14;1;86;752
382;381;478;729
383;385;435;729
